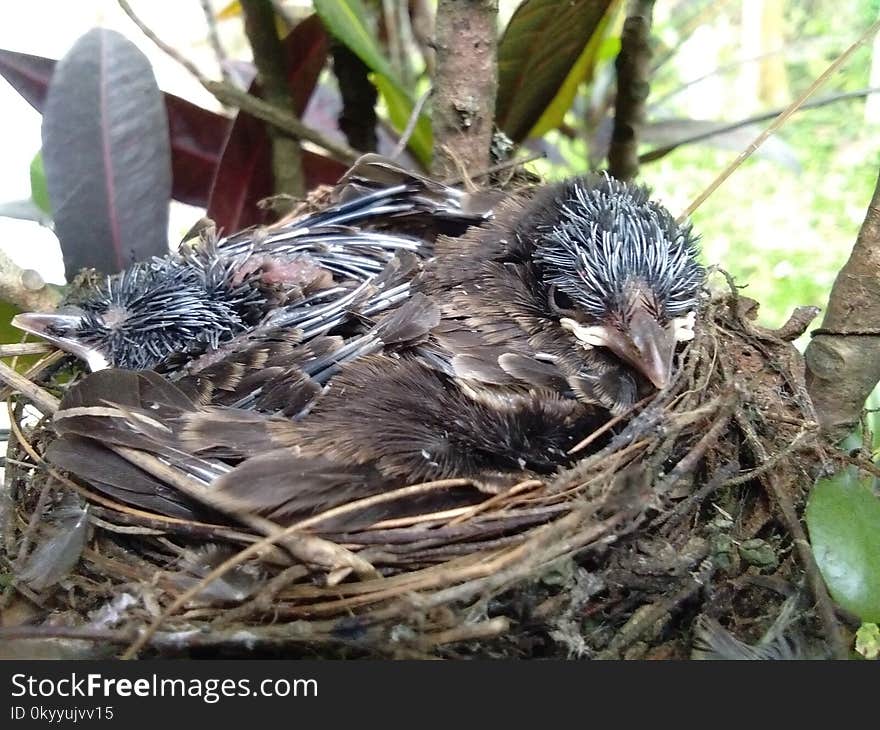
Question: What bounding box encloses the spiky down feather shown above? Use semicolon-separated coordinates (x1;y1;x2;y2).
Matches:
532;175;704;324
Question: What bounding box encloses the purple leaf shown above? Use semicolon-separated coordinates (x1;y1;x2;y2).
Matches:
207;14;339;231
41;28;172;276
0;47;227;209
0;48;54;110
164;96;231;207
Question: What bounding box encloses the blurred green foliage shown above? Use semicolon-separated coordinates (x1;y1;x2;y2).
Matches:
530;0;879;333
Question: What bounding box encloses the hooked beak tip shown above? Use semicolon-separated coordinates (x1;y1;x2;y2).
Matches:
626;309;676;391
10;311;110;372
643;365;670;390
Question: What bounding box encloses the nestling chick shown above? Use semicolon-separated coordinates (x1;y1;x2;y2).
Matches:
14;156;491;372
419;172;703;412
45;162;706;522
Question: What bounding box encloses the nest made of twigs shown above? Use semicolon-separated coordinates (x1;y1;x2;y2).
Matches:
0;277;854;659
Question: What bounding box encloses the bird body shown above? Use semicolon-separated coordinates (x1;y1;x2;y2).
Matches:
27;157;705;524
14;155;492;373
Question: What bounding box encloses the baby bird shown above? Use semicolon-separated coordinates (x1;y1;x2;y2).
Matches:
13;155;492;372
44;162;705;523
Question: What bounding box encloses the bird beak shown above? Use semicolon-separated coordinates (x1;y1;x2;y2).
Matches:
562;310;677;390
12;312;110;372
621;307;676;389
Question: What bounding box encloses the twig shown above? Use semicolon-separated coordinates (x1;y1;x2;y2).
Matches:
118;0;204;77
445;480;543;527
286;478;474;532
733;411;848;660
0;360;59;415
678;17;880;222
240;0;305;199
199;0;231;83
0;350;65;403
418;617;510;647
391;86;432;160
568;395;653;455
212;563;310;626
655;401;735;493
641;87;880;165
0;343;53;357
0;249;62;312
608;0;655;181
444;151;544;185
597;561;713;659
110;444;377;578
117;0;359;164
719;423;816;488
118;488;400;658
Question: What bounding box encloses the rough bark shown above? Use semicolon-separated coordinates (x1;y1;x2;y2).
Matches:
331;43;378;153
805;168;880;441
240;0;305;199
432;0;498;179
0;250;61;312
608;0;655;182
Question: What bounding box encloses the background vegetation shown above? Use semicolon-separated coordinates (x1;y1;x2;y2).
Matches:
0;0;878;658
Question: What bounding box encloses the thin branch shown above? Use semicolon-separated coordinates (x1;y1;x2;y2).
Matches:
391;86;431;159
119;0;204;77
240;0;305;200
206;82;359;163
0;360;60;416
432;0;498;177
678;17;880;222
805;166;880;439
199;0;231;83
608;0;655;182
0;250;62;312
118;0;359;164
641;87;880;165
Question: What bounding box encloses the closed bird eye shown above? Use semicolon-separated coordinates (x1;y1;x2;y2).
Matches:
548;284;577;317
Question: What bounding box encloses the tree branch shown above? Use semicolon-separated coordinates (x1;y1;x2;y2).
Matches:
0;250;61;312
204;81;359;163
330;42;378;153
117;0;359;165
805;169;880;440
432;0;498;178
640;87;880;165
199;0;231;84
608;0;655;182
240;0;305;200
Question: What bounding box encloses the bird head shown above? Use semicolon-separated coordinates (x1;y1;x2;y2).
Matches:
532;175;704;390
13;258;265;371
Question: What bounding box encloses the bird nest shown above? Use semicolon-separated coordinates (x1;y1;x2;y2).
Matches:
0;278;851;659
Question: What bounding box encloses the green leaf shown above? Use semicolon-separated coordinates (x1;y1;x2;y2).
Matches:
313;0;430;164
806;470;880;622
528;1;622;138
29;151;51;216
497;0;615;142
0;301;41;372
314;0;395;79
371;73;431;165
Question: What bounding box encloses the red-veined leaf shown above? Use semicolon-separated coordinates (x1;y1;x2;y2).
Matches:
207;14;337;231
42;28;171;276
0;47;229;209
